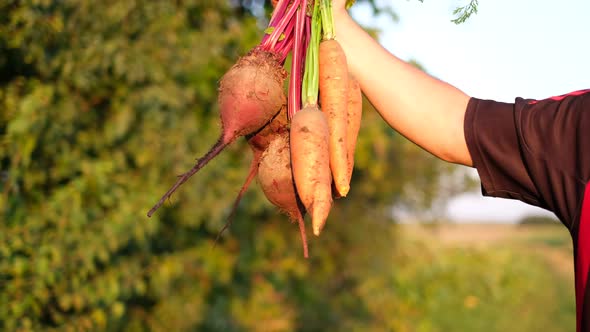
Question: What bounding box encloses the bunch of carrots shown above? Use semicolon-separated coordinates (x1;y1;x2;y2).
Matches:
147;0;362;258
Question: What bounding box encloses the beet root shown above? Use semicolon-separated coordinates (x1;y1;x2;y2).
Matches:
219;49;288;142
214;106;289;243
147;49;287;217
258;133;308;258
246;106;289;153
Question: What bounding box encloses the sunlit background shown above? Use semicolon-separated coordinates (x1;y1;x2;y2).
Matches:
0;1;583;331
358;0;590;223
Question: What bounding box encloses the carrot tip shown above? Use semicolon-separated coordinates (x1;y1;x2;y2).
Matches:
313;225;321;237
311;199;331;237
338;185;350;197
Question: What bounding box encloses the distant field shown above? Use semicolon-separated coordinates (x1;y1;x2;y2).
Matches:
389;223;576;332
402;223;574;276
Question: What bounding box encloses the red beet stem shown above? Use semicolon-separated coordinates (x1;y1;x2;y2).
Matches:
288;0;308;119
268;0;290;29
147;137;230;217
278;38;294;63
277;18;296;61
265;2;300;50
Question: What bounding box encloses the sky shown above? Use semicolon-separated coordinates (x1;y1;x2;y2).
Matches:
352;0;590;223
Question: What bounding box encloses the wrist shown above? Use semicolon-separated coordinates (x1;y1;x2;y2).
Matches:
332;7;352;39
332;7;351;32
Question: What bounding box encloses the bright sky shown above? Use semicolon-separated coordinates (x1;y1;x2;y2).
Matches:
353;0;590;222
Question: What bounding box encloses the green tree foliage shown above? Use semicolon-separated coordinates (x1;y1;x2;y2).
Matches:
451;0;479;24
0;1;478;331
412;0;479;24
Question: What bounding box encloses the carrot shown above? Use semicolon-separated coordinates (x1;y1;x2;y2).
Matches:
258;132;308;258
289;0;332;237
147;49;287;217
319;2;350;197
290;105;332;236
345;73;362;186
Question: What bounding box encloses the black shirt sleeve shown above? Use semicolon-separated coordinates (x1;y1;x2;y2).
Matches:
464;90;590;232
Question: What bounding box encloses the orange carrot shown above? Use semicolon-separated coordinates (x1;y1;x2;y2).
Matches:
290;105;332;236
319;38;350;197
345;73;362;185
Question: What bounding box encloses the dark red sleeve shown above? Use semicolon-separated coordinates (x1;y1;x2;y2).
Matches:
464;90;590;332
464;90;590;230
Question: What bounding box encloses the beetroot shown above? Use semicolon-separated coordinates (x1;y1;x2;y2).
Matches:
218;50;287;140
258;133;308;258
148;49;287;217
246;106;289;152
215;107;289;241
233;107;290;213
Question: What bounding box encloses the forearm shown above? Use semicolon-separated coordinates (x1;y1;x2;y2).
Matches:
333;10;473;166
